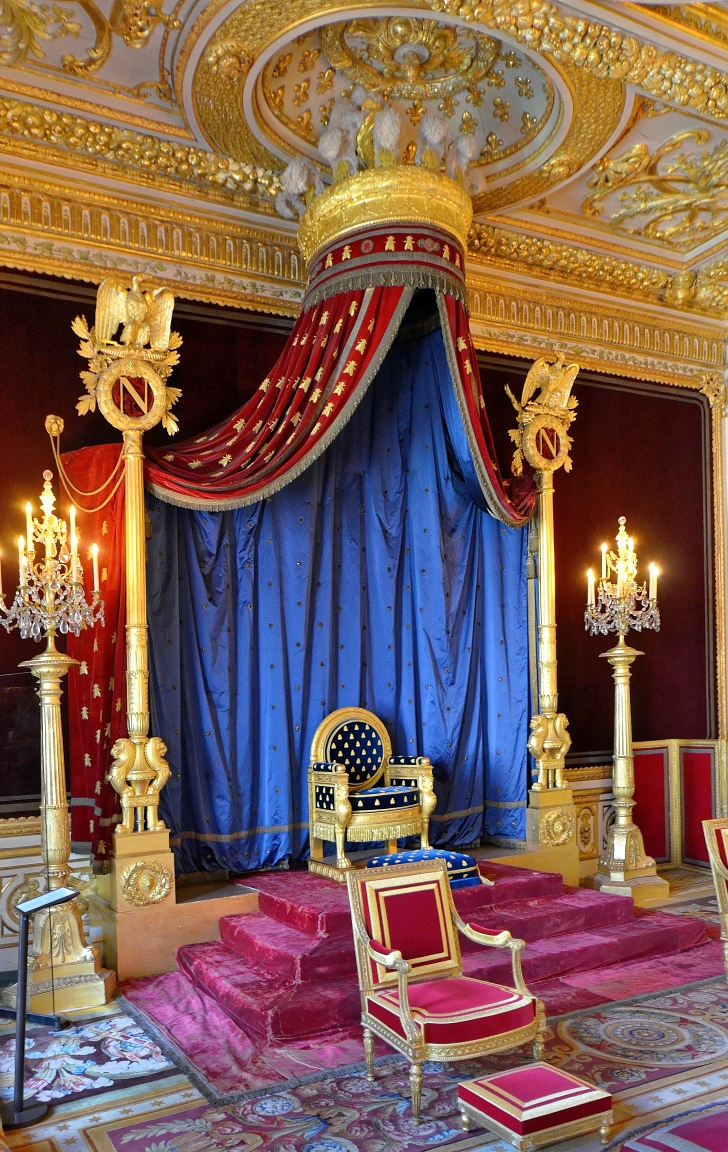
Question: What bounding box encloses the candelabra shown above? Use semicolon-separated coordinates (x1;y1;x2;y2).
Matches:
0;470;115;1011
585;517;669;904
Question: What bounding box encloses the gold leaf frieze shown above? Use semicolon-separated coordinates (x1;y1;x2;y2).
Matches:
0;0;80;65
0;97;282;202
583;130;728;251
424;0;728;123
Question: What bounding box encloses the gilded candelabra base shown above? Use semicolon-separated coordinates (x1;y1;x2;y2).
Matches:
593;637;669;906
1;641;115;1013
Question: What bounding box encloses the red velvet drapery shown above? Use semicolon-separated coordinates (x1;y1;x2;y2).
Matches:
63;444;125;858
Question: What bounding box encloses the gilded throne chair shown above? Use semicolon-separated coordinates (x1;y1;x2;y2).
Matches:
307;707;436;882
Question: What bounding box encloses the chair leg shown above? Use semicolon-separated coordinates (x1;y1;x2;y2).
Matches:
387;839;398;855
459;1104;472;1132
599;1122;611;1146
363;1027;375;1082
409;1062;422;1123
532;1033;545;1061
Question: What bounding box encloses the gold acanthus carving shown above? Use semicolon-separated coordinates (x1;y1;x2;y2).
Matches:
0;0;79;64
119;859;172;906
583;130;728;251
57;0;180;78
701;371;728;414
0;98;282;204
540;808;575;847
648;6;728;50
318;17;499;100
424;0;728;122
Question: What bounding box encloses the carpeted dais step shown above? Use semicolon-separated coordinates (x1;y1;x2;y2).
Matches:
220;910;356;980
177;939;360;1041
457;888;634;951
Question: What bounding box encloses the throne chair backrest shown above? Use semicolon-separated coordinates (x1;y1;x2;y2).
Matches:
310;706;393;792
348;860;461;990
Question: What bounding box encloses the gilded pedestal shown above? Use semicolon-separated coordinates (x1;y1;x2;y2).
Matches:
594;637;669;904
3;642;114;1012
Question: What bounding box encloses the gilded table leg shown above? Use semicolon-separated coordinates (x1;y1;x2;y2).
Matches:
409;1062;422;1123
599;1122;611;1145
363;1027;375;1082
459;1104;472;1132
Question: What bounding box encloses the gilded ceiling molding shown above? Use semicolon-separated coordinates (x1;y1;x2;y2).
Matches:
425;0;728;123
471;60;624;214
0;74;191;134
467;275;723;386
0;166;303;314
646;5;728;50
0;97;282;207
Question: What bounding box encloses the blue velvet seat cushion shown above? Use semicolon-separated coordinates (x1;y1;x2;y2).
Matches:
366;847;482;888
352;786;418;812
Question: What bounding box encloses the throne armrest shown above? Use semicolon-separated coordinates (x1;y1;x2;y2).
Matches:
386;755;433;788
455;916;533;1000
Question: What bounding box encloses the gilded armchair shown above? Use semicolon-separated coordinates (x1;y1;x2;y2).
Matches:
307;707;436;882
703;817;728;975
347;859;546;1122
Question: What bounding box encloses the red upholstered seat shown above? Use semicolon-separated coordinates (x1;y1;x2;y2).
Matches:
368;976;536;1044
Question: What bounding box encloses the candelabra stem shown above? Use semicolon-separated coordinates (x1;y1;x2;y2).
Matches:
595;633;669;905
0;642;115;1013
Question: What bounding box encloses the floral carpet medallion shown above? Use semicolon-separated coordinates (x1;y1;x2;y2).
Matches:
0;1013;175;1106
559;1006;728;1067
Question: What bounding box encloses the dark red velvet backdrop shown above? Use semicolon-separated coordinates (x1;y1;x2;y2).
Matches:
0;272;290;810
478;354;714;761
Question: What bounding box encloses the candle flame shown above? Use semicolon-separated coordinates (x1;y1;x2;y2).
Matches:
649;563;659;574
18;536;24;550
91;543;98;557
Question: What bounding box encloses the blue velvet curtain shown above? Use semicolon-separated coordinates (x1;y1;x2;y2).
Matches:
147;319;529;874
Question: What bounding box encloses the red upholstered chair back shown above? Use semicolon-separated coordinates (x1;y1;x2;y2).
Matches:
703;817;728;878
347;860;461;990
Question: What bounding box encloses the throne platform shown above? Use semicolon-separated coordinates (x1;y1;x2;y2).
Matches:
172;862;718;1045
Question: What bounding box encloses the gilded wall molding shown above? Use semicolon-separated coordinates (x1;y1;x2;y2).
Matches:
0;166;303;314
425;0;728;124
467;275;724;386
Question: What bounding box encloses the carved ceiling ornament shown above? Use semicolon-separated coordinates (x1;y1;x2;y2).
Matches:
0;0;80;65
583;129;728;251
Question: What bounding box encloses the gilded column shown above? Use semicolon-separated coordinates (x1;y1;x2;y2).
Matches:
72;280;180;937
506;357;580;865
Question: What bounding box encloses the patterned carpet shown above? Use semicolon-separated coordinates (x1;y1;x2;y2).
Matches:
5;978;728;1151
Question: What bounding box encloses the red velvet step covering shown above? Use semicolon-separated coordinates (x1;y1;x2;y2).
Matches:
175;862;713;1043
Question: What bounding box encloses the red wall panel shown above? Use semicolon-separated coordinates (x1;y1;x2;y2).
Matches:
633;748;670;863
681;748;715;866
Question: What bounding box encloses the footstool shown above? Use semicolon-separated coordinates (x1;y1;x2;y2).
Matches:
458;1063;612;1150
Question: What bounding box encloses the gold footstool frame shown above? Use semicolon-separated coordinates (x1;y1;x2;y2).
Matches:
308;707;436;882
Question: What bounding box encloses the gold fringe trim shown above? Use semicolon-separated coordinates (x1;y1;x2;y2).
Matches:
304;265;466;312
346;819;422;842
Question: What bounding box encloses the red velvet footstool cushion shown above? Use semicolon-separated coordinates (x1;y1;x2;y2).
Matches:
459;1063;612;1144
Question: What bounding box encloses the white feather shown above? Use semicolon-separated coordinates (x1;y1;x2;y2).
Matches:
373;106;401;154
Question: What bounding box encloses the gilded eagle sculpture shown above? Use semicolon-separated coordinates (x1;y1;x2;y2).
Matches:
72;276;182;435
95;275;175;350
506;356;579;475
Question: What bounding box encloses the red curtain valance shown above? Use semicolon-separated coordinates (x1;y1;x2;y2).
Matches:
146;222;534;526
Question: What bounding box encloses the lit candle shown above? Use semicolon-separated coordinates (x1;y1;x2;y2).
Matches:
587;568;595;606
616;560;624;598
649;563;658;601
601;543;607;580
69;506;76;569
91;543;99;593
25;503;33;553
70;533;78;584
0;550;4;598
18;536;25;586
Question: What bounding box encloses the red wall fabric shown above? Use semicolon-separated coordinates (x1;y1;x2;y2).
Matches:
633;749;670;862
63;444;126;857
478;354;713;760
681;748;715;865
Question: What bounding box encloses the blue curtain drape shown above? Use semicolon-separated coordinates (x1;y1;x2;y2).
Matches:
147;319;529;874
